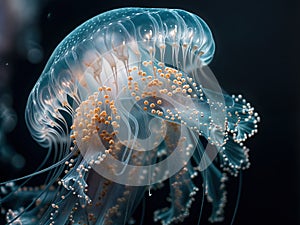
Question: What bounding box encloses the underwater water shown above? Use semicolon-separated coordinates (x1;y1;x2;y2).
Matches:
0;1;298;225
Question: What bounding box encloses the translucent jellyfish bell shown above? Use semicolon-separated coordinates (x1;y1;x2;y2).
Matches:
1;7;260;225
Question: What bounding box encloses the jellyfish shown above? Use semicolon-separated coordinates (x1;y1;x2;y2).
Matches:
0;7;260;225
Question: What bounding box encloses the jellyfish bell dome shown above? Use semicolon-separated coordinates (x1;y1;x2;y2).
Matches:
25;7;225;164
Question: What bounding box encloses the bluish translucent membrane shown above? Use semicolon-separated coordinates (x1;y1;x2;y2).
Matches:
1;7;260;225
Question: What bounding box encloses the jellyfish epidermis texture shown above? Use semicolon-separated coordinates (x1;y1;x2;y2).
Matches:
1;7;260;225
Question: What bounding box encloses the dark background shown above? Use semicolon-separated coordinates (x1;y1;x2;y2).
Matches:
1;0;299;224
